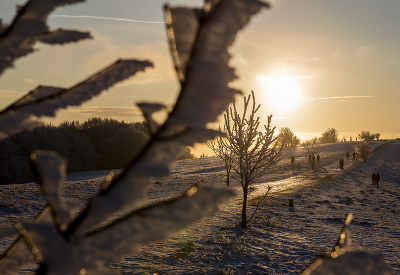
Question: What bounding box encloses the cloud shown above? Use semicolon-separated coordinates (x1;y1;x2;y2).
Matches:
79;34;175;87
67;106;144;120
319;95;373;100
23;78;40;85
233;53;250;67
295;58;328;63
301;95;373;103
0;88;25;98
51;14;165;24
356;46;375;57
297;74;324;79
330;50;342;61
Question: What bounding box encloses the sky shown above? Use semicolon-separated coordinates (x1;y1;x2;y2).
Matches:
1;0;400;146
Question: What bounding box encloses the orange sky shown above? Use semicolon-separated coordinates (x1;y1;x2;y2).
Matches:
1;0;399;147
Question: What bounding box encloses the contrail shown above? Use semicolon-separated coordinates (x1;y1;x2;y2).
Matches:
51;14;165;24
320;96;373;100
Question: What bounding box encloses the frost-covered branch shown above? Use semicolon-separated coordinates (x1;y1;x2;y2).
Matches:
0;0;89;76
207;132;234;185
0;0;269;273
300;213;394;275
0;59;153;137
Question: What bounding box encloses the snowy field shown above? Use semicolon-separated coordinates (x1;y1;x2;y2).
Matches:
1;141;399;274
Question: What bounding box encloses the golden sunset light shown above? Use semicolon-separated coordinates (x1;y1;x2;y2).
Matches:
256;72;302;114
1;1;400;274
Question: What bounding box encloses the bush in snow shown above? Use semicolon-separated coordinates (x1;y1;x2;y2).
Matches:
319;128;339;144
177;147;196;160
302;138;320;170
358;130;381;143
354;141;370;162
276;127;301;148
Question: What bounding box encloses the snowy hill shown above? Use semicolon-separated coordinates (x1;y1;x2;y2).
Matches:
0;141;399;274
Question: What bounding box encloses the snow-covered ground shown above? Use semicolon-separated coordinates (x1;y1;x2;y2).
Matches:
1;141;399;274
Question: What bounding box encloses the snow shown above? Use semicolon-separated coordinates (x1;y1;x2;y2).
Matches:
1;140;399;274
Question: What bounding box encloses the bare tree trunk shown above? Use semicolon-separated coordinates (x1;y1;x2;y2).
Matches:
241;183;248;228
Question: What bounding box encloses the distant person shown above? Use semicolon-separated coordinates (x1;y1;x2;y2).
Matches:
308;154;312;163
317;155;320;164
312;154;315;162
371;173;377;186
352;152;356;161
346;152;349;160
291;156;295;168
376;173;381;188
339;158;344;169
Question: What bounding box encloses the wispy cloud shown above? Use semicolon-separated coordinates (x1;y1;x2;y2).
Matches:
311;37;335;42
115;78;173;87
356;46;375;57
297;74;324;79
51;14;165;24
319;95;373;100
295;58;328;63
300;95;373;103
23;78;40;85
330;50;342;61
67;106;144;119
0;88;25;97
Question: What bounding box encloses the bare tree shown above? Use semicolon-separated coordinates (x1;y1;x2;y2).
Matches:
276;127;300;148
211;91;282;228
207;133;234;186
302;138;320;170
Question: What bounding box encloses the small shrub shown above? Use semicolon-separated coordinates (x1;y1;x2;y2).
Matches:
177;147;196;160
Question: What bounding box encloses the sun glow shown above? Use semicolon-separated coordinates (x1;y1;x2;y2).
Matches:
257;72;302;113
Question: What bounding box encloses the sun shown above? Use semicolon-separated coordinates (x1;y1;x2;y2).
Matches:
256;72;302;113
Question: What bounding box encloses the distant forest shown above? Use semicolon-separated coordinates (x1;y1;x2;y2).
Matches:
0;117;150;184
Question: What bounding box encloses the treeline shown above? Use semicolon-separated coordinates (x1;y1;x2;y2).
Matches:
0;117;149;184
276;127;381;148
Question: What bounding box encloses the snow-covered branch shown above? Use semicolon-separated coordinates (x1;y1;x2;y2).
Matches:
0;0;268;273
0;0;88;76
0;59;153;137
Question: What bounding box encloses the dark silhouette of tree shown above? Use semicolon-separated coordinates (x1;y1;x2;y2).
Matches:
354;142;370;162
319;128;339;144
97;126;148;169
0;118;149;183
302;138;320;170
358;130;380;143
177;147;196;160
0;138;31;184
276;127;300;147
